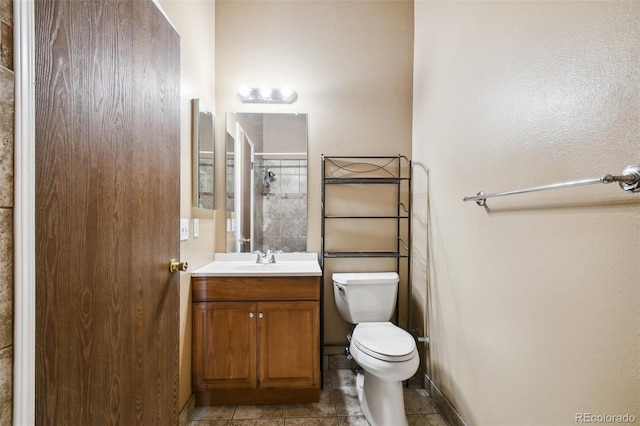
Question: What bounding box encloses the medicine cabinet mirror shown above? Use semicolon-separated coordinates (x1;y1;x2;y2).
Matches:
192;99;215;210
225;112;308;253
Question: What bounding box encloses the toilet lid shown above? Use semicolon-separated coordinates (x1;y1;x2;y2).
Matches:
352;322;417;362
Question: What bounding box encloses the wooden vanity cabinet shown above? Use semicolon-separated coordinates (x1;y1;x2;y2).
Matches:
192;276;320;406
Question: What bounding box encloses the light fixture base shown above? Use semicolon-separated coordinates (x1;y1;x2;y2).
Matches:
237;87;298;104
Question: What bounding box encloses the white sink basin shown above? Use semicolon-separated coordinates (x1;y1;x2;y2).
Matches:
191;253;322;277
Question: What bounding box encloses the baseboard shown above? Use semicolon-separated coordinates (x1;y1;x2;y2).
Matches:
178;393;195;426
423;373;468;426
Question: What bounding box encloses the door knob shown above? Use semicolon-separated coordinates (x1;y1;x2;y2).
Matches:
169;259;188;273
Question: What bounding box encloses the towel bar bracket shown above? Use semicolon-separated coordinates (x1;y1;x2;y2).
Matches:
473;192;487;207
616;164;640;193
464;164;640;206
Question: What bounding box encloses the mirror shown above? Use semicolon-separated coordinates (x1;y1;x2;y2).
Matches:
192;99;215;209
226;112;308;253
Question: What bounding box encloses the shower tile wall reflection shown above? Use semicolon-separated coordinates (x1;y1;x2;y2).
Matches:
198;157;214;209
259;159;307;252
226;157;234;212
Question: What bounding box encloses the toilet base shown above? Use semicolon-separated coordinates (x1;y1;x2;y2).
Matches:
356;371;409;426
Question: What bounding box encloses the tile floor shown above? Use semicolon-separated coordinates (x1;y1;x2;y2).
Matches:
188;356;449;426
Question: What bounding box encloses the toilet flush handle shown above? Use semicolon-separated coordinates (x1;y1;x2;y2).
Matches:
336;284;346;296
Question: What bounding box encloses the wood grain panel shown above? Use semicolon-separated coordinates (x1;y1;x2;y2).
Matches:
257;301;320;389
195;388;320;406
35;0;180;424
192;276;320;301
192;302;256;390
130;1;180;424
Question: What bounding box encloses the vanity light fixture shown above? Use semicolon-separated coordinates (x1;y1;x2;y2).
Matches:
237;85;298;104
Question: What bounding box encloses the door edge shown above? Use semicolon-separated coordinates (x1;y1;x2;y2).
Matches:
13;0;36;424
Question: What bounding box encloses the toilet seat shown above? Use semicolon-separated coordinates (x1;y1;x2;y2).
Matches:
352;322;417;362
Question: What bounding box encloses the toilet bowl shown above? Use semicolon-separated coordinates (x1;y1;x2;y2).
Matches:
332;273;420;426
350;322;419;426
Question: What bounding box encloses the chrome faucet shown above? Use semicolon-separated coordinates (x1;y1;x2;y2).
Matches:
255;250;277;264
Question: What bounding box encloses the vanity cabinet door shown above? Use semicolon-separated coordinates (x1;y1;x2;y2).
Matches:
193;301;257;390
257;301;320;389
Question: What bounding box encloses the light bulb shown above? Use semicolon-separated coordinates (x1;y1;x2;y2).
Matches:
259;87;272;99
238;85;251;98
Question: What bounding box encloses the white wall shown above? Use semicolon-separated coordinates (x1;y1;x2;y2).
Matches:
412;1;640;424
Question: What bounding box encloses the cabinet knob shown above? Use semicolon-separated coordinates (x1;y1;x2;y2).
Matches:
258;312;264;319
249;312;254;318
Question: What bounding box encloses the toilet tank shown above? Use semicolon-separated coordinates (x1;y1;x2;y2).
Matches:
332;272;399;324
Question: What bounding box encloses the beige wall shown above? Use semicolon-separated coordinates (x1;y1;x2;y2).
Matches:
0;0;12;422
215;0;414;348
412;1;640;424
158;0;216;410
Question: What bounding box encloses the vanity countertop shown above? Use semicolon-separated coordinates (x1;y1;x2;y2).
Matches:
191;252;322;277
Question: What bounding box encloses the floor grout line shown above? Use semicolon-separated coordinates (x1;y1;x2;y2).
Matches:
188;355;450;426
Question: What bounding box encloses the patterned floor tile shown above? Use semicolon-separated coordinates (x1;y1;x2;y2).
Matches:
191;405;235;421
233;405;285;420
404;388;439;415
407;413;449;426
332;386;362;417
189;356;450;426
284;417;339;426
330;369;358;388
337;415;370;425
231;419;284;426
285;388;336;418
188;420;230;426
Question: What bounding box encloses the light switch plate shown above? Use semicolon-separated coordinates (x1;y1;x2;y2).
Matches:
193;218;199;238
180;219;189;241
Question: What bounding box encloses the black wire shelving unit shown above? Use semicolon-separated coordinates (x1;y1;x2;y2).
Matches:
321;154;411;265
319;155;412;378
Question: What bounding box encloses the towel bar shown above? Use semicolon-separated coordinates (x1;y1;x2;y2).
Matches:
463;164;640;206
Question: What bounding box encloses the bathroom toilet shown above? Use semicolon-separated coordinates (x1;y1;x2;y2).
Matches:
333;272;419;426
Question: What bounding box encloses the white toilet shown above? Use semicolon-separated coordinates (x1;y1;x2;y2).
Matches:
332;272;419;426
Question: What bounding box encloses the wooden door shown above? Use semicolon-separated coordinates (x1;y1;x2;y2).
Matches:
257;301;320;389
192;302;257;389
34;0;180;424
